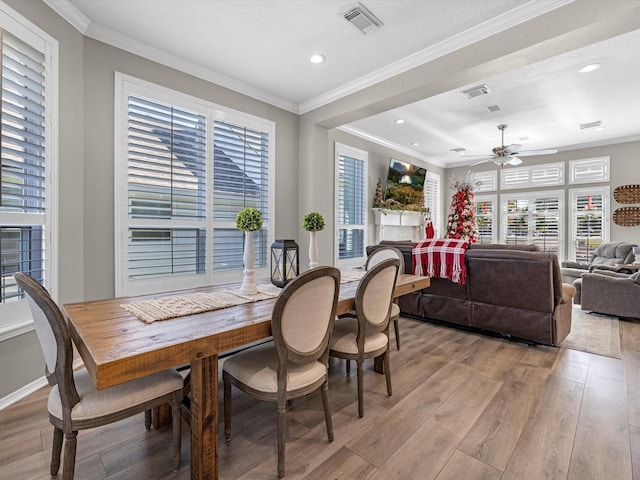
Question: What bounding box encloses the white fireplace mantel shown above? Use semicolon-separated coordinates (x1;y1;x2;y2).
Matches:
373;209;425;243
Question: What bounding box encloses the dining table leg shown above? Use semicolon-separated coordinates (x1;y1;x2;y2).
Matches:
189;354;219;480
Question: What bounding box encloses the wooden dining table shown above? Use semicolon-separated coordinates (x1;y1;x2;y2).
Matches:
63;272;430;480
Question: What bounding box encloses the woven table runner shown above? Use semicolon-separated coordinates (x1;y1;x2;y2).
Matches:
121;283;283;324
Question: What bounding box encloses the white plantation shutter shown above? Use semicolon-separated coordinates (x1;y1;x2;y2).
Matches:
213;120;269;271
335;143;367;265
569;157;609;184
126;95;207;280
474;195;496;244
502;163;564;190
116;76;274;295
1;31;47;303
569;187;609;262
501;191;563;256
424;172;440;237
531;195;560;253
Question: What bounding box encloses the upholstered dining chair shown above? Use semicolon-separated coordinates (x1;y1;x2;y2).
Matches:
13;272;184;480
365;246;405;350
329;258;400;418
222;266;341;479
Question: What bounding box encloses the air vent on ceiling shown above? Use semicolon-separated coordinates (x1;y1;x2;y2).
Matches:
344;3;382;34
461;84;490;99
450;147;466;154
487;104;501;113
579;120;602;130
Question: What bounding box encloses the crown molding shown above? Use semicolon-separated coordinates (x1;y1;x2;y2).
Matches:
299;0;574;114
338;125;446;169
42;0;299;113
43;0;90;33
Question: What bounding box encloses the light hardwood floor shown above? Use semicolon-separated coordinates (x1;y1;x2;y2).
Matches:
2;308;639;480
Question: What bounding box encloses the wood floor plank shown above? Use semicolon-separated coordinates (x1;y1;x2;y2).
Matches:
458;365;549;471
567;374;632;480
474;342;527;382
630;425;640;480
620;320;640;426
304;446;376;480
368;374;502;480
550;347;590;384
347;360;472;467
502;375;584;480
435;450;502;480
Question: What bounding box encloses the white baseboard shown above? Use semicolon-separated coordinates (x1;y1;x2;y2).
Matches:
0;357;85;411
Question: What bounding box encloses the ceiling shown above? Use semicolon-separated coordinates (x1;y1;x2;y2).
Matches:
47;0;640;167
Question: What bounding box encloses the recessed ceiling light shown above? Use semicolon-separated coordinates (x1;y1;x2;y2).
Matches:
411;142;419;146
310;54;325;64
395;119;405;124
578;63;601;73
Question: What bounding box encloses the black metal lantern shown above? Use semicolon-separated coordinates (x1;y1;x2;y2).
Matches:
270;239;299;287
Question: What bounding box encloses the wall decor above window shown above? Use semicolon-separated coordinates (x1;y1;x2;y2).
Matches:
613;207;640;227
613;184;640;204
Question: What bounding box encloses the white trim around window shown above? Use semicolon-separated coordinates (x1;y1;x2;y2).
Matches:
0;2;58;330
114;73;275;296
334;143;368;268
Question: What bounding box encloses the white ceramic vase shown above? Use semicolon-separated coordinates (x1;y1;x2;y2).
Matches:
308;230;319;269
239;230;258;295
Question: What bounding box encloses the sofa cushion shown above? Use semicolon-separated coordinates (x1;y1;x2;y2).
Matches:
591;241;636;266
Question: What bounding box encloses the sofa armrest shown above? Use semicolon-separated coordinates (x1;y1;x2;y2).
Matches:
588;264;629;274
561;283;577;304
561;260;588;269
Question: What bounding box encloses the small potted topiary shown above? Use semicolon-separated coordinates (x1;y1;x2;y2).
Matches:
303;212;325;268
236;207;263;294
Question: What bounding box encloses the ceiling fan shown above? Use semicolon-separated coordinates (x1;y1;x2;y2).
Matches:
464;124;558;167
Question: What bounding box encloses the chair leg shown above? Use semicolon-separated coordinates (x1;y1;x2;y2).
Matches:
320;379;334;442
393;318;401;350
223;372;232;442
50;427;63;476
144;409;152;430
346;359;351;375
357;359;364;418
277;397;287;479
171;392;182;472
62;431;78;480
384;349;392;397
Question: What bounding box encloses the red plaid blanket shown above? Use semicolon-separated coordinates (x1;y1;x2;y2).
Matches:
412;239;469;284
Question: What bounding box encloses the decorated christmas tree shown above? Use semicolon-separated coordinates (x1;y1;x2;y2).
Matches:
373;178;384;208
446;172;478;243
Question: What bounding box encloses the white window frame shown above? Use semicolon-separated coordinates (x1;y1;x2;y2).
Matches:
114;73;275;296
0;3;58;337
472;170;497;192
424;171;441;238
474;194;498;244
334;143;368;268
568;186;610;262
569;156;610;184
501;162;564;190
500;190;564;258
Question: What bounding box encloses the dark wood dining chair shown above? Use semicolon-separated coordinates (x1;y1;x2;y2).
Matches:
365;246;405;350
329;258;399;418
222;266;341;478
13;272;184;480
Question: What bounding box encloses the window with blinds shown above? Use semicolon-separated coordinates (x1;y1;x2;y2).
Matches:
474;195;497;244
501;191;563;256
213;120;269;271
569;186;610;262
424;172;440;237
569;157;609;184
335;143;367;265
0;31;48;304
116;76;273;295
501;162;564;190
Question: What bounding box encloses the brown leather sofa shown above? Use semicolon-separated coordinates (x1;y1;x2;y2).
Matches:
367;241;575;346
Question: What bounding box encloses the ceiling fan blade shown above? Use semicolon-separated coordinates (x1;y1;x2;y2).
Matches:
514;148;558;156
501;144;523;155
469;157;495;167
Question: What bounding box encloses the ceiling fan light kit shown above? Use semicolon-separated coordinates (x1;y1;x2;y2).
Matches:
465;124;557;168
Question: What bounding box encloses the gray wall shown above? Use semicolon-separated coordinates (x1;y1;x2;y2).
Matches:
446;140;640;257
